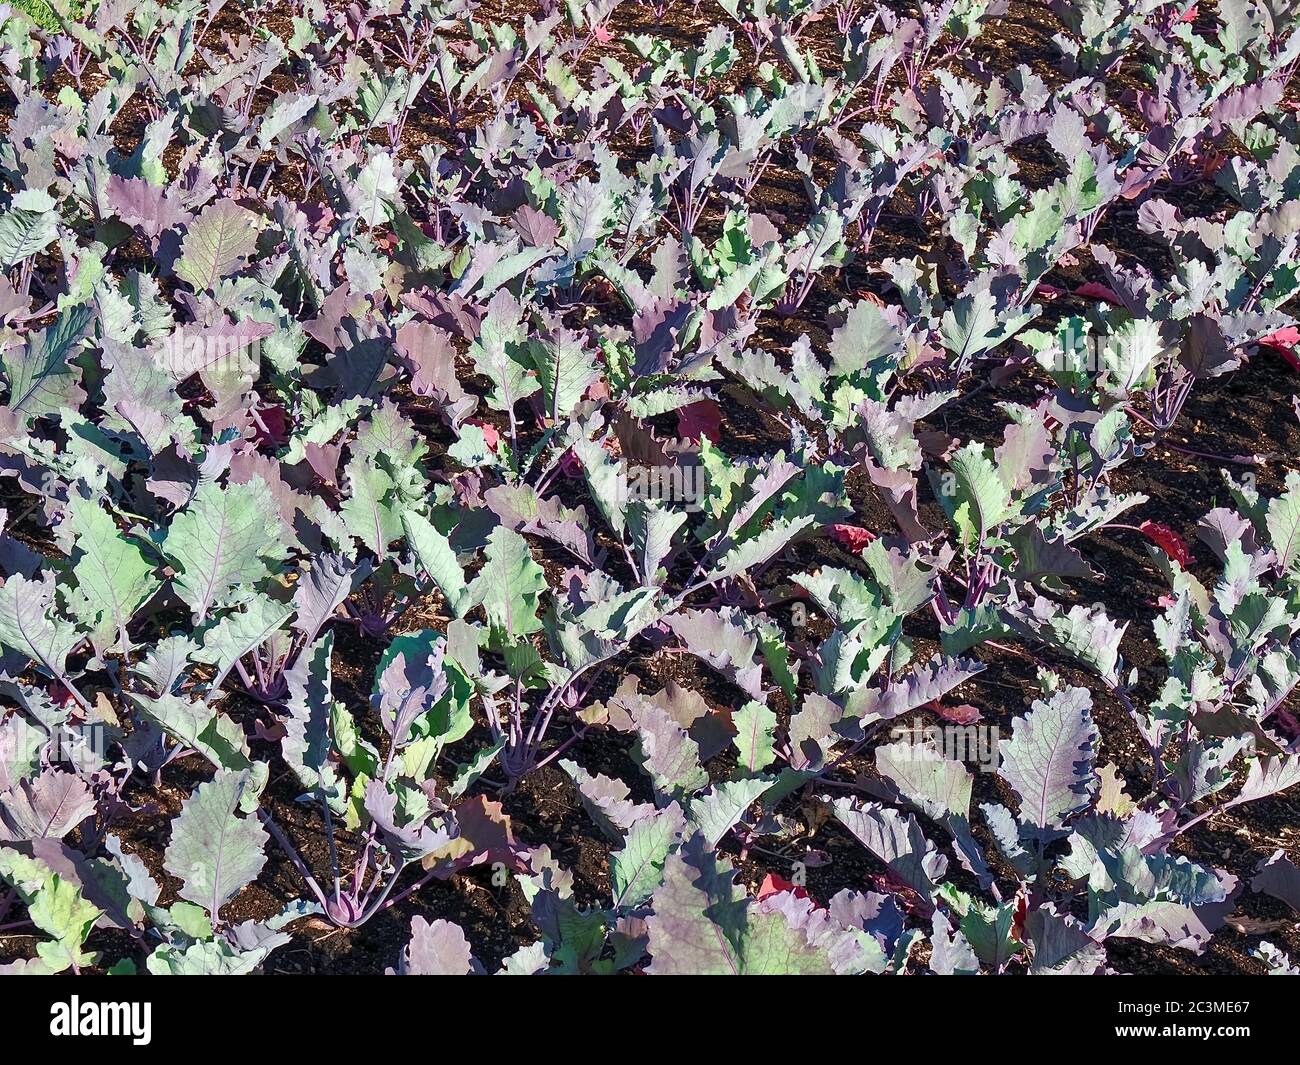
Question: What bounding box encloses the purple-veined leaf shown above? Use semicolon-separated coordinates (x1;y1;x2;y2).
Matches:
998;687;1098;834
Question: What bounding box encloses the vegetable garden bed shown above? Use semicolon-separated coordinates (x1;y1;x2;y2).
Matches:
1;0;1299;976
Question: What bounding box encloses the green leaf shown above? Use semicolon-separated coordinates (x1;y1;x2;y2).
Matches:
0;189;59;267
0;849;101;974
352;152;400;228
146;937;279;975
0;574;82;684
1231;756;1300;806
529;327;598;421
163;768;269;921
1024;905;1105;974
467;526;546;645
645;836;833;974
340;453;401;559
163;478;286;623
960;901;1022;969
939;276;1033;372
875;738;973;821
569;424;627;537
755;617;799;701
1013;186;1064;254
611;803;686;909
1009;599;1127;684
193;596;295;689
560;759;656;840
831;798;948;905
469;290;537;412
175;199;262;291
375;630;475;756
827;299;904;378
936;442;1014;551
167;901;214;942
707;515;816;584
282;631;342;797
449;739;505;797
132;692;253;773
998;687;1098;834
732;700;778;774
1266;473;1300;578
632;699;710;800
1098;317;1164;396
689;775;775;847
940;285;998;368
257;91;319;148
2;302;94;418
402;509;470;615
628;501;687;587
64;495;159;651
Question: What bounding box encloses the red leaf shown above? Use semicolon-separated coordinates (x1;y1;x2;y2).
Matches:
754;868;821;910
928;700;983;725
1258;327;1300;371
1139;520;1196;567
1011;891;1029;944
829;524;876;552
1073;281;1124;305
519;98;545;130
253;404;289;449
466;418;501;451
676;399;722;443
559;449;583;479
48;681;76;708
756;873;813;904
